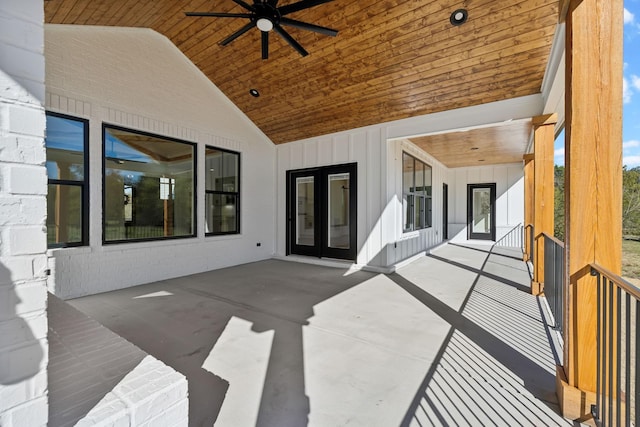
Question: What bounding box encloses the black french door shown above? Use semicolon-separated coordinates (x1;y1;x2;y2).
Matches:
467;183;496;241
287;163;357;261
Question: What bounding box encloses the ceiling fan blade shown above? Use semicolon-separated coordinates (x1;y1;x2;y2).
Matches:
185;12;253;18
262;31;269;59
273;24;308;57
278;0;333;16
231;0;255;11
220;21;256;46
280;17;337;36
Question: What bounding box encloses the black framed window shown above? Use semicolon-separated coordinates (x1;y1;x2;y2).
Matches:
103;125;196;243
45;112;89;248
403;152;432;232
205;147;240;235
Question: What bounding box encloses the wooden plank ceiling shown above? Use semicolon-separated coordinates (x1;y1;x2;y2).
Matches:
408;120;532;168
44;0;558;145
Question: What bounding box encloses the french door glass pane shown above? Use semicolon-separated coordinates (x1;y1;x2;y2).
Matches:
328;173;350;249
296;176;315;246
472;188;491;233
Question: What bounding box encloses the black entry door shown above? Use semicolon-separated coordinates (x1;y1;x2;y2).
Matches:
287;163;357;260
442;183;448;240
467;183;496;241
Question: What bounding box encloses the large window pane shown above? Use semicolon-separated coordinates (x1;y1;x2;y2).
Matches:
46;112;88;248
205;146;240;236
47;184;83;245
402;152;432;232
104;126;195;243
425;164;432;227
206;194;238;234
46;114;86;181
403;153;414;231
415;161;424;195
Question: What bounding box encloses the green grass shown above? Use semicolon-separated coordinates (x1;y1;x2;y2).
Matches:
622;239;640;280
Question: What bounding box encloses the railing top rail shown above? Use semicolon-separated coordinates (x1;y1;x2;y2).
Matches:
590;262;640;300
540;232;565;248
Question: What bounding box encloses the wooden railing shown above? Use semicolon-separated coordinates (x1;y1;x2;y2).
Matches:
589;264;639;427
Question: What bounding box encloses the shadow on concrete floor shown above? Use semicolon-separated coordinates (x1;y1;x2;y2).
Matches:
67;244;572;427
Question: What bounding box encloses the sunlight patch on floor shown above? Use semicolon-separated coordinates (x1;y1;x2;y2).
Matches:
302;274;453;427
202;316;274;427
132;290;174;299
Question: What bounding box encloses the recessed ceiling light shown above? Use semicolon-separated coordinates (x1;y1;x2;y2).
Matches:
450;9;468;26
249;89;260;97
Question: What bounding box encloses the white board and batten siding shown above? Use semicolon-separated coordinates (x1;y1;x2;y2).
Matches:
275;94;538;269
447;164;525;244
275;128;389;267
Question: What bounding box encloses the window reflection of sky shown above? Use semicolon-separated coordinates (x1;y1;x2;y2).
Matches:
46;115;84;151
46;115;85;180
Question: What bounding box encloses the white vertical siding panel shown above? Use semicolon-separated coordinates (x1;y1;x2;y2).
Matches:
318;136;332;165
508;166;525;225
333;134;350;163
351;132;369;264
303;140;317;167
495;167;509;226
276;146;291;255
290;142;304;167
468;168;481;184
367;130;384;264
454;169;467;224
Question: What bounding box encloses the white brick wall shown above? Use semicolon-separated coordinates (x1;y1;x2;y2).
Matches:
49;295;188;426
45;25;276;299
0;1;48;426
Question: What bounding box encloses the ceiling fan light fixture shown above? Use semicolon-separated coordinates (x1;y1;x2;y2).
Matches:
450;9;468;26
257;17;274;32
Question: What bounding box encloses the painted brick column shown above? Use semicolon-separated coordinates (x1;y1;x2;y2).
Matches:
0;1;49;426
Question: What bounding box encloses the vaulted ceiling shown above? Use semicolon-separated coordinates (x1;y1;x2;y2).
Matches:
44;0;559;145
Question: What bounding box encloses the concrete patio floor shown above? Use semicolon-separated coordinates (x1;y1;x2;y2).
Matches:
65;243;572;426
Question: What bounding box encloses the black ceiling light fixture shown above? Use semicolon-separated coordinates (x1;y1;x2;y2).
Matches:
450;8;468;26
185;0;338;60
249;88;260;97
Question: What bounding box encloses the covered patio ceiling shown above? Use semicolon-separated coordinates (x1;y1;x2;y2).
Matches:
45;0;559;146
408;119;533;168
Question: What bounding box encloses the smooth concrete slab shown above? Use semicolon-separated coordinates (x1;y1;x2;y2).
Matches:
67;243;571;427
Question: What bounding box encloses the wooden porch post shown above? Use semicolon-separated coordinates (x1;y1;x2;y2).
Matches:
531;114;557;295
557;0;623;419
523;154;535;262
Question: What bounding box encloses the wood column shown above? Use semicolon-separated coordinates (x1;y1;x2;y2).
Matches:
523;154;535;262
558;0;623;419
531;114;557;295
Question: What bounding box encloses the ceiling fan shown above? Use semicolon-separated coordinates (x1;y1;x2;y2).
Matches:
185;0;338;59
